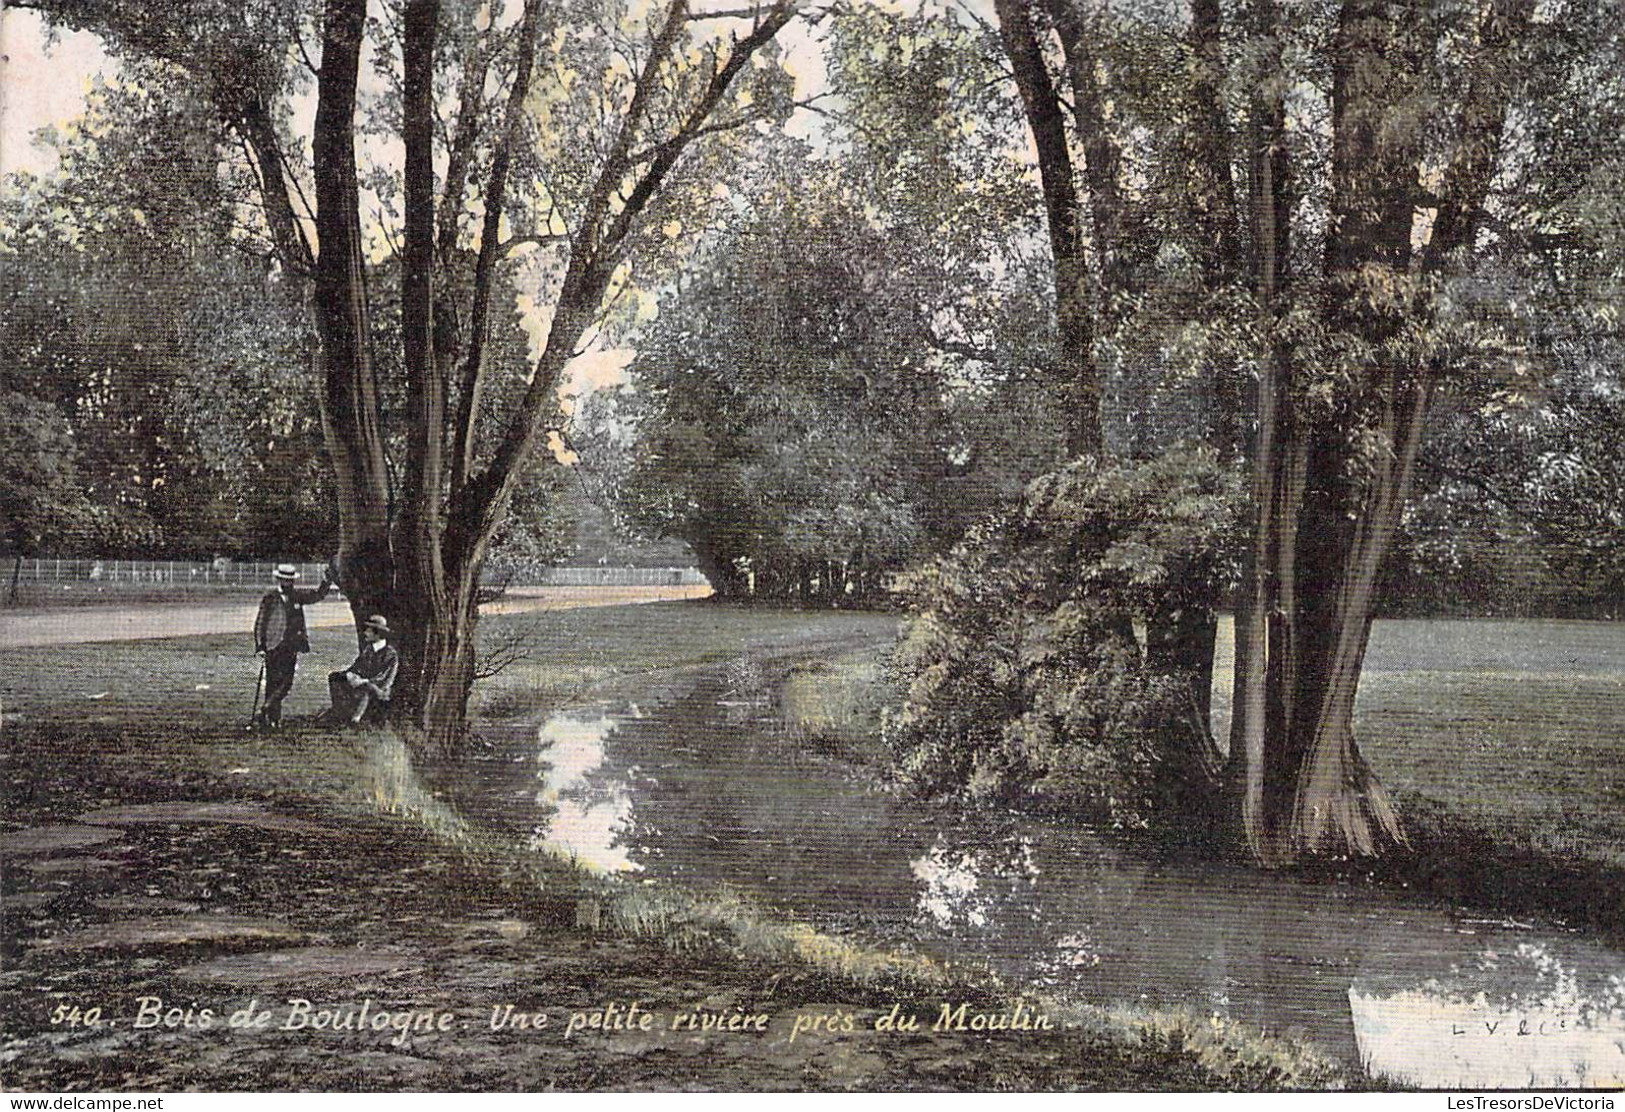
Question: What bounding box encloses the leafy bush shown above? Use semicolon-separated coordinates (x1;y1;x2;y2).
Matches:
886;448;1243;828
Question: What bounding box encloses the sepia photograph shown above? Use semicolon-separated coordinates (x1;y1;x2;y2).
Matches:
1;0;1622;1094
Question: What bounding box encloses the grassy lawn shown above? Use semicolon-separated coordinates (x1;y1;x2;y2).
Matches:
1;600;1335;1091
0;601;895;728
3;581;273;612
473;602;899;720
1342;619;1625;929
1354;620;1625;851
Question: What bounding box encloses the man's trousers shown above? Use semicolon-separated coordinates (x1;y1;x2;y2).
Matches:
261;646;300;725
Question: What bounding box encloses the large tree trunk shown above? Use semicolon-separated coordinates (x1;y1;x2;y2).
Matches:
994;0;1102;459
1229;0;1416;863
1288;375;1429;849
1229;0;1532;864
1228;0;1306;865
312;0;394;631
1232;378;1425;860
401;542;483;751
392;0;456;747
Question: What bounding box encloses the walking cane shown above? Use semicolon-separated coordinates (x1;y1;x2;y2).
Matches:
248;658;265;731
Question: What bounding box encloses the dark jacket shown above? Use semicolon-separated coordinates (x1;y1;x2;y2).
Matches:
345;642;400;702
254;581;334;654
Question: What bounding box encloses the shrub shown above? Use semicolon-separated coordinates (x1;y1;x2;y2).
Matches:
886;447;1243;829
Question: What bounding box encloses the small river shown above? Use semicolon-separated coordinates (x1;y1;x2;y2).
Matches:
450;630;1625;1088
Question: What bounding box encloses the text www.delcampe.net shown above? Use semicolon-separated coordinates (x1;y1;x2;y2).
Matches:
9;1099;164;1111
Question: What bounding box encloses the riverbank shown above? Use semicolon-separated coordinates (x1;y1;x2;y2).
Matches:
788;620;1625;944
0;602;1336;1091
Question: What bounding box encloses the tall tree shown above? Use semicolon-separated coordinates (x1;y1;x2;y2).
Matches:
993;0;1106;457
0;393;94;600
898;0;1620;863
600;160;970;601
0;78;325;560
26;0;806;751
1228;0;1554;862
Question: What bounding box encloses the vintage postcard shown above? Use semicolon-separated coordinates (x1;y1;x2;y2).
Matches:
2;0;1622;1097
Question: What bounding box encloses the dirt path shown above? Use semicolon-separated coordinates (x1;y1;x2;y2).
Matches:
0;585;711;650
0;740;1116;1092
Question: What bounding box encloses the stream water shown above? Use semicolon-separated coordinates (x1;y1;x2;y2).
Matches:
450;639;1625;1088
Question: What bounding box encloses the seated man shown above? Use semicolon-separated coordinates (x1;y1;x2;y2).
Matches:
328;615;399;726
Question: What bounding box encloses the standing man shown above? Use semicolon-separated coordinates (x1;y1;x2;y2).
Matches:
254;563;334;729
328;615;399;726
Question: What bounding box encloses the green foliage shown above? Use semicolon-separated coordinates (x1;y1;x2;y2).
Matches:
591;158;986;598
0;392;94;560
887;448;1242;827
1393;355;1625;617
0;209;326;558
1;66;330;560
487;455;577;568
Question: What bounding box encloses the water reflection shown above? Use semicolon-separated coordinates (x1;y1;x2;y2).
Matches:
1350;940;1625;1087
911;834;1040;931
526;707;641;874
499;679;1625;1086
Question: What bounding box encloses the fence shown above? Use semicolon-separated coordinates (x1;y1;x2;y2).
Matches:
489;564;709;588
10;558;330;586
8;557;708;589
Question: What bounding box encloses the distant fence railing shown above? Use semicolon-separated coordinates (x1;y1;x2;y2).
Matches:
492;565;709;588
10;558;331;586
9;557;708;590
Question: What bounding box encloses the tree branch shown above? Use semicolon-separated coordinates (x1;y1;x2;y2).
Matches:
229;92;316;277
497;232;569;255
949;0;999;36
687;6;772;20
436;14;499;267
449;0;547;495
627;93;830;164
294;25;321;76
918;321;999;363
602;2;800;255
473;621;531;679
625;111;764;165
1041;0;1128;304
575;0;695;269
274;136;319;236
455;0;799;561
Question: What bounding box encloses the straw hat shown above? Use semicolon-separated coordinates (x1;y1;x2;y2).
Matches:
273;564;299;582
